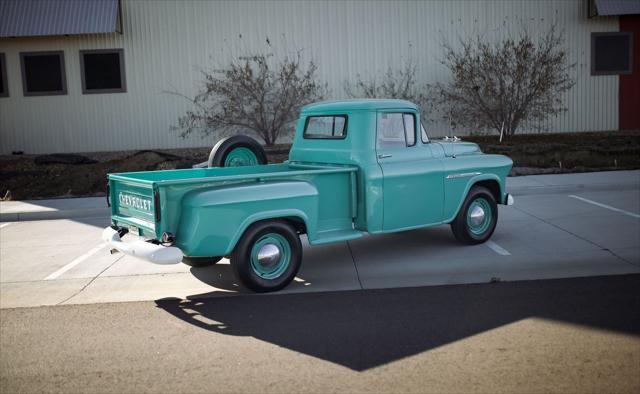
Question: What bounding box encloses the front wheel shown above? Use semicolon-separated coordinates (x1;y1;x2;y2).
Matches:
231;220;302;292
451;186;498;245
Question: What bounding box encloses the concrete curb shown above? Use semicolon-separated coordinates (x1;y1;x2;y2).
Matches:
0;196;110;223
507;182;639;197
1;207;110;222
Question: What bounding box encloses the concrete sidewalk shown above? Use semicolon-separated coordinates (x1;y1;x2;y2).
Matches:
1;170;638;222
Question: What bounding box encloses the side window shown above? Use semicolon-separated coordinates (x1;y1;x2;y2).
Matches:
403;114;416;146
303;115;347;139
421;122;429;143
377;112;416;149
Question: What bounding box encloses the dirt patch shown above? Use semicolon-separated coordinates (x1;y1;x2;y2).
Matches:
0;146;289;201
465;131;640;174
0;133;637;201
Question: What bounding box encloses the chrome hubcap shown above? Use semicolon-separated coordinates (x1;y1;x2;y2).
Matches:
469;206;486;227
256;243;281;268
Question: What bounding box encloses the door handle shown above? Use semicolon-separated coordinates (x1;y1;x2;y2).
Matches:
378;154;392;159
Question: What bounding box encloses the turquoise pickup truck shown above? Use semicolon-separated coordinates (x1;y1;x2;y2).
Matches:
103;99;513;292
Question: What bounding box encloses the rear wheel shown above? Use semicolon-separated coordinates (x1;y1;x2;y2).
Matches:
231;220;302;292
451;186;498;245
208;135;268;168
182;256;222;267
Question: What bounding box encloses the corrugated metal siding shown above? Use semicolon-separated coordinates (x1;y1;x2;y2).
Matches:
0;0;120;38
0;0;619;154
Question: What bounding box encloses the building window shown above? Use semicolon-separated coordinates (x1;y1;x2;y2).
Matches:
0;54;8;97
80;49;126;94
591;32;633;75
20;51;67;96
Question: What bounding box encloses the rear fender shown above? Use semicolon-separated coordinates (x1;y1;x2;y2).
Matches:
175;180;318;257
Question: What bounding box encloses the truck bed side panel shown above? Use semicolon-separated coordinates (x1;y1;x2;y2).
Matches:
295;171;354;233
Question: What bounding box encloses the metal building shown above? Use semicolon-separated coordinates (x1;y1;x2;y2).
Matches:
0;0;638;154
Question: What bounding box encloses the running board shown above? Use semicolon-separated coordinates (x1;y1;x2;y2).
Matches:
310;229;365;245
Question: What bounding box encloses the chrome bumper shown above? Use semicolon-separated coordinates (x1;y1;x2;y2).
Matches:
102;227;183;265
505;193;515;206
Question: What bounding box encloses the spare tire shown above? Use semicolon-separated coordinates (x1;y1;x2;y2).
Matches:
208;135;268;168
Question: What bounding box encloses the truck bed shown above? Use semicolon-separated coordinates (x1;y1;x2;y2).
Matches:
108;162;360;249
110;162;356;186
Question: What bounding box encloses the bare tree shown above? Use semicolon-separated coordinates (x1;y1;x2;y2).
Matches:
429;26;575;140
170;48;326;146
344;58;429;114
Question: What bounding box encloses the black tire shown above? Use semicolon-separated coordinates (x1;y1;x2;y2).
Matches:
231;220;302;293
450;186;498;245
182;256;223;267
208;135;268;167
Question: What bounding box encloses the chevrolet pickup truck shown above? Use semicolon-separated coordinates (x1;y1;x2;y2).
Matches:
103;99;513;292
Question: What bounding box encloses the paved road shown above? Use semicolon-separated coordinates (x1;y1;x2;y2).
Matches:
2;275;639;393
1;171;638;308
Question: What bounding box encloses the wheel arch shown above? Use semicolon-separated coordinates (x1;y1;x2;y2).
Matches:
473;179;502;205
445;174;503;223
224;210;311;256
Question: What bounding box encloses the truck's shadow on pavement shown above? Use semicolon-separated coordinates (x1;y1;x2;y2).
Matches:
155;274;640;371
186;227;465;294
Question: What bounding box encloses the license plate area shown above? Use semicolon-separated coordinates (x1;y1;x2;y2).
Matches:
127;225;141;236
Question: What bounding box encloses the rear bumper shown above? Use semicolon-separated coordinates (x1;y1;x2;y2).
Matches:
102;227;183;265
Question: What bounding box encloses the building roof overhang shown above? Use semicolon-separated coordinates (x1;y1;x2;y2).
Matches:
0;0;121;38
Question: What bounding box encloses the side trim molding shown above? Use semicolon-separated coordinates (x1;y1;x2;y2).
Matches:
446;172;482;179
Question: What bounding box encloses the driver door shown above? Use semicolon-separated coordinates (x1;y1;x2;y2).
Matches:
376;111;444;231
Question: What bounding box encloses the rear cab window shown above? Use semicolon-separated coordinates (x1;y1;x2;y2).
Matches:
303;115;347;139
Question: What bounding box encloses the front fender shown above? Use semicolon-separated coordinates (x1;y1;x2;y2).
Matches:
175;180;318;257
443;173;503;223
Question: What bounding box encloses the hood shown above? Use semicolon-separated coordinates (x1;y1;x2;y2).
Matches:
434;140;482;158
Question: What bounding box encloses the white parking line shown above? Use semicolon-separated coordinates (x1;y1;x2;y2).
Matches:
0;223;12;229
486;240;511;256
569;195;640;219
44;243;108;280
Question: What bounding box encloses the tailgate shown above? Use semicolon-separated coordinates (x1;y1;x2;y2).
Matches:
108;176;159;237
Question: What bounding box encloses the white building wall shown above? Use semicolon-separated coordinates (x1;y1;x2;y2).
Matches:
0;0;619;154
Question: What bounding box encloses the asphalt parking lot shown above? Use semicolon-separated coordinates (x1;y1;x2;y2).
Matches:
0;170;639;308
1;275;639;393
1;170;639;393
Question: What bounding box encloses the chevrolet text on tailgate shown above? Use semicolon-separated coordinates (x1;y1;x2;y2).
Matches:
104;99;514;292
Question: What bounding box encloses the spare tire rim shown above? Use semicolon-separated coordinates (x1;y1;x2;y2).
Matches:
467;197;492;235
224;147;259;167
250;233;291;279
